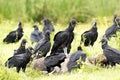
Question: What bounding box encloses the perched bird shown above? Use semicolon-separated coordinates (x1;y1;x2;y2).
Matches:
67;46;86;72
3;21;23;43
101;38;120;66
42;18;55;34
80;21;98;46
44;53;66;73
30;25;43;44
14;39;27;55
34;31;51;58
50;19;77;55
5;47;34;73
104;15;120;40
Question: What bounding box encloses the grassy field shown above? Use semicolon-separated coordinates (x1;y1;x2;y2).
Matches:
0;0;120;23
1;18;120;80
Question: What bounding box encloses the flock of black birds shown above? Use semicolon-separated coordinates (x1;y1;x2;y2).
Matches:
3;15;120;73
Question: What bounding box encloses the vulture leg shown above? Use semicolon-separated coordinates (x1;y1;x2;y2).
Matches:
22;65;26;72
16;67;21;73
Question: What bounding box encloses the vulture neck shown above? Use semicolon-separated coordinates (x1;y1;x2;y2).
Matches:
44;22;51;26
20;43;26;49
102;42;108;49
66;24;74;32
44;34;50;41
17;27;23;33
34;28;39;31
91;27;97;32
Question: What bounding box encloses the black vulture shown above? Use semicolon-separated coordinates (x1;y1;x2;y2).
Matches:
30;25;43;44
101;38;120;66
104;15;120;40
3;21;24;43
42;18;55;34
80;21;98;46
67;46;86;72
14;39;27;55
50;19;77;55
5;47;34;73
33;31;51;58
44;53;66;73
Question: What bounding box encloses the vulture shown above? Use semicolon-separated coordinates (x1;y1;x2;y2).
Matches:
30;25;43;44
80;21;98;46
44;53;66;73
14;39;27;55
101;38;120;66
50;19;77;55
34;31;51;58
5;47;34;73
104;15;120;40
3;21;23;43
67;46;86;72
42;18;55;34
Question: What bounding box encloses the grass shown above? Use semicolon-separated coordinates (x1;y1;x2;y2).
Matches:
0;0;120;23
1;17;120;80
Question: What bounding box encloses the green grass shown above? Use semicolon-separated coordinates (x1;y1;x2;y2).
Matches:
0;0;120;23
1;18;120;80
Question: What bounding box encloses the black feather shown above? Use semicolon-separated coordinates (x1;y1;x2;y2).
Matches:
51;19;77;55
67;46;86;72
81;21;98;46
43;18;55;34
30;25;43;43
101;39;120;66
14;39;27;55
44;53;66;73
3;21;23;43
34;31;51;58
5;47;34;73
104;15;120;40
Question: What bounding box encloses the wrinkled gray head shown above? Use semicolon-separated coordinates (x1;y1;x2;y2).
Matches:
43;18;51;25
33;25;39;30
114;17;120;28
18;21;22;27
70;19;77;27
77;46;82;51
45;30;50;36
21;39;27;45
92;21;97;28
44;30;50;40
113;14;117;22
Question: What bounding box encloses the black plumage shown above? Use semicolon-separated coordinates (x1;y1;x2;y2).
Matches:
44;53;66;73
104;15;120;40
43;18;55;34
67;46;86;72
101;38;120;66
14;39;27;55
30;25;43;44
50;19;77;55
34;31;51;58
3;21;23;43
5;47;34;73
80;21;98;46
